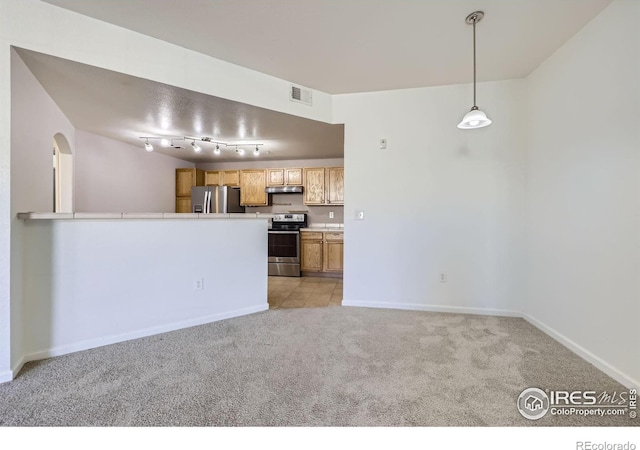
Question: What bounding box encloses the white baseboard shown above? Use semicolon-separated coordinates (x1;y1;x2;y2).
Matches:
524;314;639;390
16;304;269;376
341;299;521;317
343;300;638;390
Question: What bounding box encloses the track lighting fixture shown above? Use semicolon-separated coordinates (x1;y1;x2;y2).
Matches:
139;136;264;156
458;11;492;129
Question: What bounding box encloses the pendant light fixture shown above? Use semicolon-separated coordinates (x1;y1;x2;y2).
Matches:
458;11;492;129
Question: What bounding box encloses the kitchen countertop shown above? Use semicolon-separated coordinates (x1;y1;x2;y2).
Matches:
17;212;274;220
301;223;344;232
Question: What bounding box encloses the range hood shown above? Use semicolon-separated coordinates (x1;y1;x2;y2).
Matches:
265;186;303;194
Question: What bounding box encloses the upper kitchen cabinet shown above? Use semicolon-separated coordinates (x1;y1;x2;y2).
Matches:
205;171;220;186
326;167;344;205
267;168;303;186
285;168;303;186
176;168;204;197
267;169;285;186
240;169;268;206
303;167;344;205
303;167;326;205
221;170;240;186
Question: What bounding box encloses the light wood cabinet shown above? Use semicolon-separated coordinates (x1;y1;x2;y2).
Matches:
303;167;344;205
221;170;240;186
175;197;192;214
175;168;204;213
285;168;303;186
303;168;326;205
323;232;344;272
301;232;324;272
205;171;220;186
267;169;285;186
176;168;204;197
267;168;303;186
240;169;268;206
301;230;343;273
326;167;344;205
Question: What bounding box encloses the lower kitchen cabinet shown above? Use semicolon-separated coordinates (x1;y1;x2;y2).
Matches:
301;231;343;274
301;232;324;272
323;232;344;272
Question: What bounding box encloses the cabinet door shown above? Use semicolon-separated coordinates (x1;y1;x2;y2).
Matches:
323;234;344;272
303;168;325;205
267;169;284;186
326;167;344;205
205;171;220;186
285;168;303;186
222;170;240;186
175;197;192;213
240;169;268;206
301;236;323;272
176;169;196;197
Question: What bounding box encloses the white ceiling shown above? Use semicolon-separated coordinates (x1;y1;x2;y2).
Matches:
42;0;612;94
17;49;344;163
24;0;612;163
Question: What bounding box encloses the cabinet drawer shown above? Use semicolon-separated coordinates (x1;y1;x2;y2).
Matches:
324;232;344;241
301;232;323;240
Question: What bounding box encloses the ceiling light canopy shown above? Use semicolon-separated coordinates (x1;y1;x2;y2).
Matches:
458;11;492;130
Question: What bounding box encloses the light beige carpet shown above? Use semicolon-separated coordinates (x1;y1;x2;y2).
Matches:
0;307;633;426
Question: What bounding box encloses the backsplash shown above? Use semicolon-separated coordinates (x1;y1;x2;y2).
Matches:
246;193;344;225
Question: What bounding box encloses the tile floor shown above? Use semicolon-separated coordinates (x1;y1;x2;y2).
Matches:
268;276;343;309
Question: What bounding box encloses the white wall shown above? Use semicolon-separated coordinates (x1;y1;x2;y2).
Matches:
524;0;640;387
75;131;193;213
0;0;333;379
21;218;267;362
8;48;76;379
334;80;527;316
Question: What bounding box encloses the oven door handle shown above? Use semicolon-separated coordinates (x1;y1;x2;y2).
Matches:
268;230;300;234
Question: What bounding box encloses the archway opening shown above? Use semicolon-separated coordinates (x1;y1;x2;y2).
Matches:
53;133;73;213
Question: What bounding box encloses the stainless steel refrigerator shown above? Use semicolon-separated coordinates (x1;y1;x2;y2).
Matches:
191;186;245;213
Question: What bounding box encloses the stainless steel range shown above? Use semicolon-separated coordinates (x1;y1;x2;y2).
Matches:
268;213;307;277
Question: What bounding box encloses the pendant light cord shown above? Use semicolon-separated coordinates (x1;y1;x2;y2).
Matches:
473;19;477;108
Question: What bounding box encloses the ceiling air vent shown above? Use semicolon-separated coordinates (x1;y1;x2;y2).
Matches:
290;84;313;106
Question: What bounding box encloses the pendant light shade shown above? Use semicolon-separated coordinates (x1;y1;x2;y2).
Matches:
458;106;492;129
458;11;492;130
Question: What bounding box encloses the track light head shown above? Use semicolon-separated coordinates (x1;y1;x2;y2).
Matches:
254;145;260;156
144;139;153;152
214;144;221;155
191;140;201;153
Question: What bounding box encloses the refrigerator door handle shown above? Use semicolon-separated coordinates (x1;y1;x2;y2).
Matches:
204;189;210;214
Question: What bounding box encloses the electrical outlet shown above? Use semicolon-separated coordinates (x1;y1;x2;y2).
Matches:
355;210;365;220
440;273;447;283
329;211;334;219
194;278;204;290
